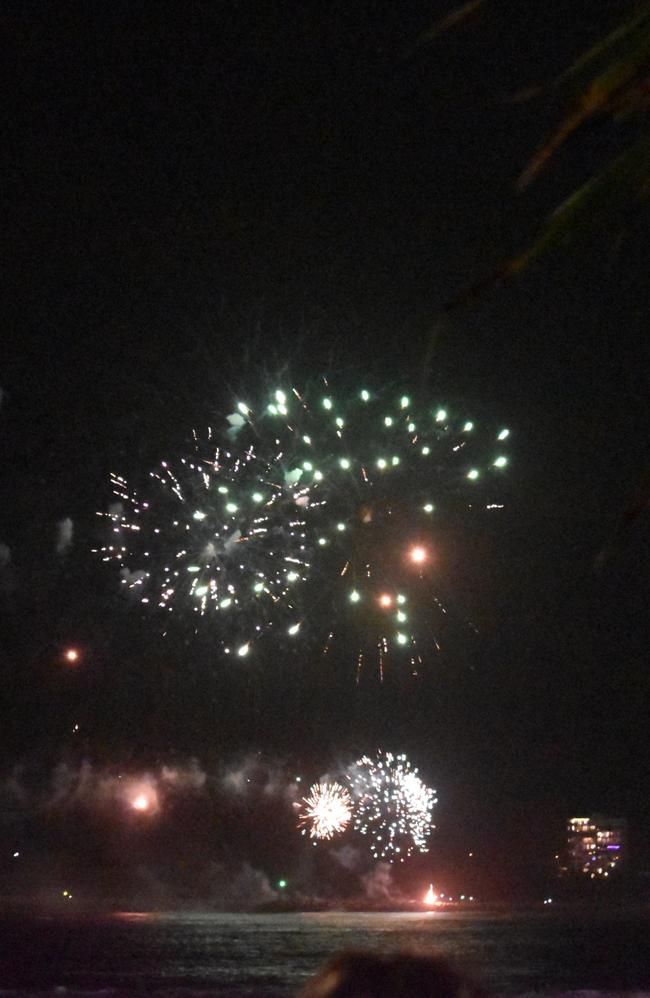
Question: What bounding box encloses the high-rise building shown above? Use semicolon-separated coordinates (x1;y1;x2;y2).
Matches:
558;815;626;879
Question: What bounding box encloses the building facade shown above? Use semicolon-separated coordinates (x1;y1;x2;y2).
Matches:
558;815;626;879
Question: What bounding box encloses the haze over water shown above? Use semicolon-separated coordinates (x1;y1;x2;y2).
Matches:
1;907;649;997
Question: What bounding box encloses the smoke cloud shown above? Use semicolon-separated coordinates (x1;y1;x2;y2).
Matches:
44;760;208;813
208;861;278;908
0;765;28;811
161;760;207;790
55;517;74;555
0;542;14;595
221;754;301;802
119;566;148;588
332;844;362;872
362;862;397;901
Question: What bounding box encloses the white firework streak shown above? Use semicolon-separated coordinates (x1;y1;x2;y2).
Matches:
348;750;437;862
298;781;352;840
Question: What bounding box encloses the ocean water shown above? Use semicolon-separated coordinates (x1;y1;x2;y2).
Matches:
0;908;649;997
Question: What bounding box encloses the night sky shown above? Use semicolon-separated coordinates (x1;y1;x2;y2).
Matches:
2;2;648;904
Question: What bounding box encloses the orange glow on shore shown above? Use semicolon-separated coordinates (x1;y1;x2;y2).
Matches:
423;884;437;905
131;794;150;811
378;594;393;608
409;546;427;564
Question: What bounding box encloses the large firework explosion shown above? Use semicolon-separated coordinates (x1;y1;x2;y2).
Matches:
347;750;437;861
96;425;311;657
298;781;353;841
97;380;510;674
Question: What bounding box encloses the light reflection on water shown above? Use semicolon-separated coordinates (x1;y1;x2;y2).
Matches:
2;908;649;996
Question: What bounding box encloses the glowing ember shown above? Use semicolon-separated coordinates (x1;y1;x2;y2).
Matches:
424;883;437;905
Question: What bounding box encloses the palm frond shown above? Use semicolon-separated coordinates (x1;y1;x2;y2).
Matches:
404;0;485;58
520;5;650;187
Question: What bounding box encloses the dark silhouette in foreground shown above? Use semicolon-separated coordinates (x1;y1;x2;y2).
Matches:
300;949;485;998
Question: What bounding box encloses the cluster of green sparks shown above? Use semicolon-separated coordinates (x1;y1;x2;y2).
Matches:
96;381;510;676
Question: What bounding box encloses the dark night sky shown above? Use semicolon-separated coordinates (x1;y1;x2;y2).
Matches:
1;2;648;899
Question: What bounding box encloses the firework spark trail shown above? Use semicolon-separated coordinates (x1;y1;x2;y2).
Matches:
97;382;510;672
347;750;437;861
95;434;311;657
298;781;353;840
